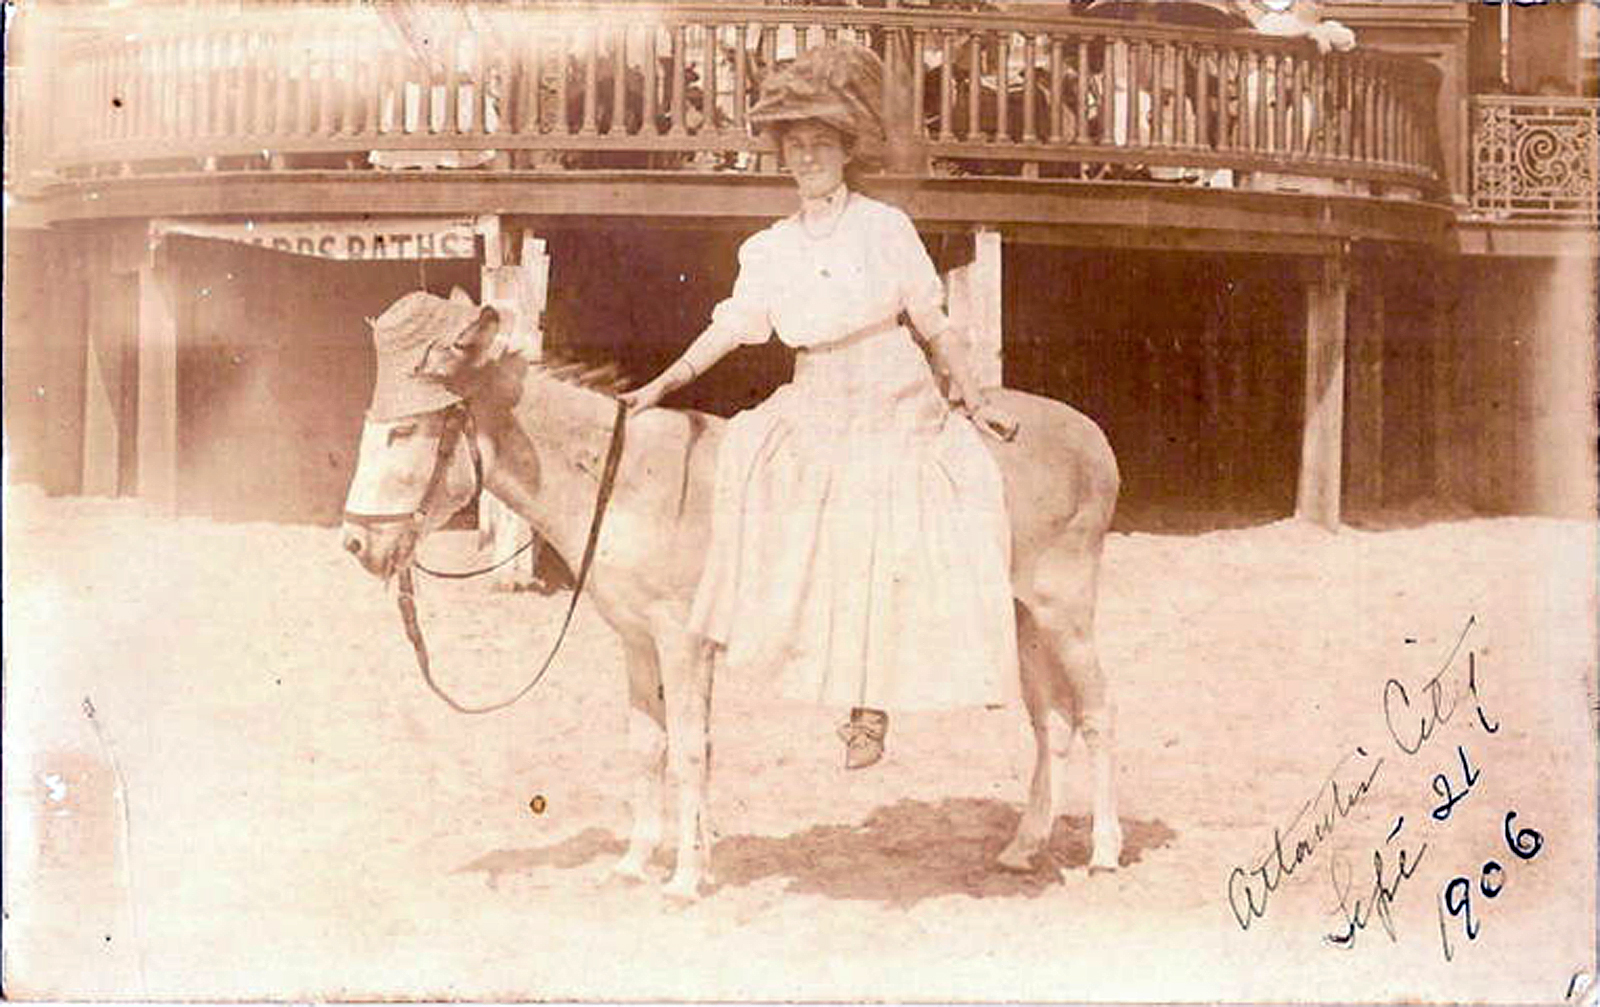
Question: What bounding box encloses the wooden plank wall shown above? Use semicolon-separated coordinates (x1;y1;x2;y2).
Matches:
12;222;1570;527
536;222;794;417
1378;248;1441;510
1341;247;1579;524
1438;255;1589;519
1000;241;1578;530
2;229;90;496
1002;245;1305;531
1335;243;1544;525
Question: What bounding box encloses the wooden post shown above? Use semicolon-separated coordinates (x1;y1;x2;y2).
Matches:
137;231;180;512
82;260;127;498
945;227;1004;390
1343;255;1385;519
519;233;550;358
479;226;550;590
1295;253;1348;529
478;213;503;268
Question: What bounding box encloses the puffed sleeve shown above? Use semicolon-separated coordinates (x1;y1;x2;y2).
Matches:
884;207;947;326
706;231;777;347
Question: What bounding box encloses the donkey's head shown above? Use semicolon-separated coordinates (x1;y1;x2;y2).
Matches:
340;288;504;580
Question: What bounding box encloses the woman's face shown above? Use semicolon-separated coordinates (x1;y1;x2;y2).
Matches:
781;121;851;199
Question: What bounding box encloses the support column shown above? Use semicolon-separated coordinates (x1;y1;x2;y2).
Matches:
82;251;130;497
479;224;550;590
1296;253;1348;529
945;227;1003;390
137;234;179;513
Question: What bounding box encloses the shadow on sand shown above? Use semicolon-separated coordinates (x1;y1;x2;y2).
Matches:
458;797;1175;908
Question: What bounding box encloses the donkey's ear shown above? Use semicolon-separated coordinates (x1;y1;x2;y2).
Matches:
415;308;500;384
453;306;500;349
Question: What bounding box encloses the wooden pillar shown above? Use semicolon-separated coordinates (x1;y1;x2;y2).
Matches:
82;279;124;497
1295;254;1348;529
479;223;550;590
1343;255;1385;519
945;227;1003;390
137;232;179;512
82;244;140;498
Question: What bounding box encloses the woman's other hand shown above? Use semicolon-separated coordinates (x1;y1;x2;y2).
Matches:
968;401;1019;442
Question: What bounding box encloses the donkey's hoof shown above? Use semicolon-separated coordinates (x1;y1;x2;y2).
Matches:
996;840;1043;873
607;858;653;886
1089;839;1124;873
661;874;706;905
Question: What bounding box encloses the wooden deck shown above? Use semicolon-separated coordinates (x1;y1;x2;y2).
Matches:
9;1;1450;241
21;169;1451;254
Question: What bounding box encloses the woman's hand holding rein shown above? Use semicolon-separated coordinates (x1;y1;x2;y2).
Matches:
620;363;682;415
620;348;710;414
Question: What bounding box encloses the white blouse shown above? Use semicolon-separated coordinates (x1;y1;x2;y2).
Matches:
704;193;948;353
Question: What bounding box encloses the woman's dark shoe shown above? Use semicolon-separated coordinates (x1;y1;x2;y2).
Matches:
837;707;889;770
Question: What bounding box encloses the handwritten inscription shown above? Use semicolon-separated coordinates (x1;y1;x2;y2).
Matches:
1227;749;1384;930
1430;746;1482;822
1436;810;1545;961
1323;742;1483;948
1225;615;1526;952
1325;835;1430;948
1383;617;1498;758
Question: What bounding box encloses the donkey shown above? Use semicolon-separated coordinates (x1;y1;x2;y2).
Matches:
340;299;1123;900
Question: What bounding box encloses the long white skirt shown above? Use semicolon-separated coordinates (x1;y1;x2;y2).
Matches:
687;327;1019;711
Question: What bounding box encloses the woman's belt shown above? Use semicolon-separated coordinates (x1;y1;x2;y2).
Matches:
797;315;902;355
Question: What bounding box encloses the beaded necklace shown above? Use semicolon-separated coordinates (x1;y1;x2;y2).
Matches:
799;187;851;241
800;187;851;278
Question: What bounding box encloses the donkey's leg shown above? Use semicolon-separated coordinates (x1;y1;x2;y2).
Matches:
1065;619;1122;872
610;632;667;883
998;601;1077;873
658;625;715;901
1020;537;1123;873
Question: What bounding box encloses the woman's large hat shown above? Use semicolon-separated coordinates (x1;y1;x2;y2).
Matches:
367;288;493;421
749;42;886;156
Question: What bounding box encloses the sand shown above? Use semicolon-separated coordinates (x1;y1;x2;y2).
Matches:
4;486;1595;1002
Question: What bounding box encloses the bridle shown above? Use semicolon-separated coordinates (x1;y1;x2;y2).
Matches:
344;397;629;715
342;400;483;550
342;402;537;581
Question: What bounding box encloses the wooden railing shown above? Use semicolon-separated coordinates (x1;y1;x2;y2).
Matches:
26;3;1443;197
1469;95;1598;221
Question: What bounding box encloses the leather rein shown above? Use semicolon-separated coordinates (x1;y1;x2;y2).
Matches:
343;398;629;715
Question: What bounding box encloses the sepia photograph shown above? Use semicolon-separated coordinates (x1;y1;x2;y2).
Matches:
3;0;1597;1002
